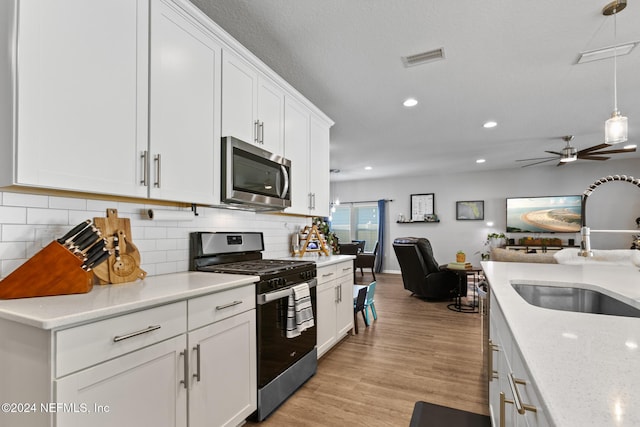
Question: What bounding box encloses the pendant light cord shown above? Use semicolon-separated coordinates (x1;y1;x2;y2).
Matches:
613;12;618;112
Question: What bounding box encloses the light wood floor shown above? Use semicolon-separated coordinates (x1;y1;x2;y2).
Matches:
248;273;488;426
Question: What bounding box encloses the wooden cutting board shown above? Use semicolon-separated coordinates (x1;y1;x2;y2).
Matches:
93;209;146;284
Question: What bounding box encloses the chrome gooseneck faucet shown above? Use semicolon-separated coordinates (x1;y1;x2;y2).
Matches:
579;175;640;257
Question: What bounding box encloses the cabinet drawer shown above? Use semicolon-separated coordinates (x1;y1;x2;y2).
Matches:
317;264;337;285
335;261;354;279
188;285;255;331
56;301;187;378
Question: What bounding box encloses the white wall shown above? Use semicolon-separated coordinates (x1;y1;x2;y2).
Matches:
333;158;640;273
0;191;310;280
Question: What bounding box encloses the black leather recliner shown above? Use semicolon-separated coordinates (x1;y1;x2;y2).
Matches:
393;237;463;299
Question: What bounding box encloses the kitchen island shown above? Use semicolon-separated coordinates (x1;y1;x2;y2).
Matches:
482;261;640;426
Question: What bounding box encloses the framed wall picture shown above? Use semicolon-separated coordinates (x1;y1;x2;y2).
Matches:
456;200;484;220
411;193;434;221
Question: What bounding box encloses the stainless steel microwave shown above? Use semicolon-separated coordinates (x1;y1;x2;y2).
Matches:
221;136;291;210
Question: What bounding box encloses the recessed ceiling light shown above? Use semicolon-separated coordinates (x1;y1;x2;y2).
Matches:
364;166;372;170
483;121;497;129
476;159;486;164
403;98;418;107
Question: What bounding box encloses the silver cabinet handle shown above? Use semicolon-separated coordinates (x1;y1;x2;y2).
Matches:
180;349;188;389
259;121;264;144
140;151;149;186
254;120;260;144
322;272;335;278
335;285;339;303
216;300;243;310
312;193;316;209
192;344;201;382
153;154;161;188
113;325;161;342
342;267;351;272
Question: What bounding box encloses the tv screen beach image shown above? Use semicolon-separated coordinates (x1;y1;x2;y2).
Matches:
506;196;581;233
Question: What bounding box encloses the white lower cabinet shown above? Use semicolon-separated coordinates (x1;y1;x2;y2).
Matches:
56;334;188;427
0;283;256;427
489;294;550;427
316;260;354;358
188;309;256;427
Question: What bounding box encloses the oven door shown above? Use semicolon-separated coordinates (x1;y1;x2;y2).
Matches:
221;136;291;210
256;279;317;388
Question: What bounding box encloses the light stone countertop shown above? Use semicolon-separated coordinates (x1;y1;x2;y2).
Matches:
280;254;355;267
0;272;259;330
482;261;640;427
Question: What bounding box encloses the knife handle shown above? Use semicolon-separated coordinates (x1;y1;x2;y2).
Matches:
83;250;112;271
57;220;91;244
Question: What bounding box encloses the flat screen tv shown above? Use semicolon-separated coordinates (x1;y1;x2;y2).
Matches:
506;195;582;233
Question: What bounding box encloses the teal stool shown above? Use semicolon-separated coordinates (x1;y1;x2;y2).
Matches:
364;281;377;324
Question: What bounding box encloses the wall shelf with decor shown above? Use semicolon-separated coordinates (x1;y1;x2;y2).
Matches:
396;219;440;224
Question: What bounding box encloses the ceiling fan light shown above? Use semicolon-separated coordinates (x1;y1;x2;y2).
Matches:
605;110;628;144
560;145;577;162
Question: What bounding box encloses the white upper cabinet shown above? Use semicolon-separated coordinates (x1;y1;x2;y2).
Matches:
1;0;330;207
148;0;221;204
12;0;149;197
222;50;284;155
309;114;330;217
257;75;285;155
284;96;311;214
285;96;332;216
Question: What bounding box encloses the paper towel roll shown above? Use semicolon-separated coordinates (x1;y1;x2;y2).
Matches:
142;209;194;221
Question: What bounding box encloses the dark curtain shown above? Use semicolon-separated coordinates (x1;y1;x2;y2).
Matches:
375;199;386;273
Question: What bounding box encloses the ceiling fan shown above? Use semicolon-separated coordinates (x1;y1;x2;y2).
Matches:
516;135;637;167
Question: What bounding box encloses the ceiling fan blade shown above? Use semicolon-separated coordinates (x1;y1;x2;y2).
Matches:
520;158;556;167
578;143;609;154
544;151;562;156
585;147;637;155
578;155;610;161
516;156;557;162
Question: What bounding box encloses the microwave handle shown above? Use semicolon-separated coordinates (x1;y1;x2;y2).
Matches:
279;165;290;199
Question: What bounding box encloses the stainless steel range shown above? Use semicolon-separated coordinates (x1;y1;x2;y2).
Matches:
189;232;317;421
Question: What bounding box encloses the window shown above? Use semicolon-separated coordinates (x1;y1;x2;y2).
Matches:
330;204;378;252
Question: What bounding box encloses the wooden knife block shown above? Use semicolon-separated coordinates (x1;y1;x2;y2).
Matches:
0;241;93;299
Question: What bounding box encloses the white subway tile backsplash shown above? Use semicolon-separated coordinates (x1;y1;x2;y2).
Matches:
0;206;27;224
1;190;310;280
0;242;26;260
86;199;117;212
3;192;48;208
2;225;36;242
27;208;68;225
143;227;168;239
49;196;87;210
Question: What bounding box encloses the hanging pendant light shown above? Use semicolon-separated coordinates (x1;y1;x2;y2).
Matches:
603;0;628;145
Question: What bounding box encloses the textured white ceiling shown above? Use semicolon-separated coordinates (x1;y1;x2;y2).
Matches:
191;0;640;182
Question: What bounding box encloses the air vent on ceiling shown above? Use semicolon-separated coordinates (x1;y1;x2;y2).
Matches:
401;48;445;67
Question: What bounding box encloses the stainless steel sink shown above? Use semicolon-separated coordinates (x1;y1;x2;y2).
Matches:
512;283;640;318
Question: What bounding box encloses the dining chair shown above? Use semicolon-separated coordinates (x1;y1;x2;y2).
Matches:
364;281;377;324
355;241;378;280
353;286;369;334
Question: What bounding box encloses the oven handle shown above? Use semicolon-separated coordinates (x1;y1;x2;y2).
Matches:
257;278;317;305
